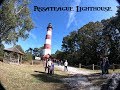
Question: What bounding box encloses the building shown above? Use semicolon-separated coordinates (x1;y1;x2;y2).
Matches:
3;46;24;64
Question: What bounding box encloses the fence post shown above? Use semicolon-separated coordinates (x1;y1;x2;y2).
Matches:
93;64;94;70
79;63;81;68
113;63;115;71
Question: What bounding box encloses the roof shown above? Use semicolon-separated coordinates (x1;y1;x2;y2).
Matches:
4;46;24;55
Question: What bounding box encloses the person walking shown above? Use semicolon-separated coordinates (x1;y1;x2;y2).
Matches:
64;60;68;71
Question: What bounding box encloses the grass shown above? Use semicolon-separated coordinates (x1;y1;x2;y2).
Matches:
0;61;120;90
0;61;68;90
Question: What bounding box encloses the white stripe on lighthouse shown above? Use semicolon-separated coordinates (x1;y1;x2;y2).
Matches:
43;49;51;55
47;31;52;35
45;39;51;44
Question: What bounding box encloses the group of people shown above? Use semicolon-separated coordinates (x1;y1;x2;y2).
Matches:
100;56;110;75
43;58;54;74
43;56;110;75
43;58;69;74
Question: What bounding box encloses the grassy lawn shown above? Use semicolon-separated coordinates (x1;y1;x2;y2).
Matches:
0;61;68;90
0;61;120;90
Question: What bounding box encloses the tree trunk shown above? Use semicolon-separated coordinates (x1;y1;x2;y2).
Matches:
0;37;2;48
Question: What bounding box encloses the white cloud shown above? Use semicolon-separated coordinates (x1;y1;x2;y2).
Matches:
67;0;81;29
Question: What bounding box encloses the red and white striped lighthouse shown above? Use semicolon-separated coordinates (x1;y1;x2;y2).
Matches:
43;23;53;56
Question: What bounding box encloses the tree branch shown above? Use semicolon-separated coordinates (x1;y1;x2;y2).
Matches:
15;4;26;15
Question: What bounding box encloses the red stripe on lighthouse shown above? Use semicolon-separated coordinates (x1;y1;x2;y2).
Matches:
47;28;52;31
45;35;51;39
44;44;51;49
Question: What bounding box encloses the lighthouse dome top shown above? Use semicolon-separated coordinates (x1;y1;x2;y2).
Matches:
47;23;53;29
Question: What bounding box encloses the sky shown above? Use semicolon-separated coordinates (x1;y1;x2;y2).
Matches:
4;0;119;54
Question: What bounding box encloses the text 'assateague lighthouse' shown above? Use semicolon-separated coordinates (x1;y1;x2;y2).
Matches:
43;23;53;56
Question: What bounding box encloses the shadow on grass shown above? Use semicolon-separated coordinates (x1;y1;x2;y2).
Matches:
0;82;5;90
32;71;70;90
32;71;66;83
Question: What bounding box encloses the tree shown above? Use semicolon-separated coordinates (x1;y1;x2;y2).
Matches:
100;7;120;63
24;47;33;61
0;44;4;58
61;22;104;65
55;50;65;60
116;0;120;4
33;46;44;57
0;0;34;45
77;22;103;65
61;6;120;66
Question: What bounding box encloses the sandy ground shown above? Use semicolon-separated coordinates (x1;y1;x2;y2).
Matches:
55;65;92;75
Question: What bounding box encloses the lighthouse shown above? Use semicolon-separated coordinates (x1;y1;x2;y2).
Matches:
43;23;53;56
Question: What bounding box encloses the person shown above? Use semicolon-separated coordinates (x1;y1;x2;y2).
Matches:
64;60;68;71
50;61;54;74
47;58;52;74
105;57;110;74
61;60;63;66
100;57;106;75
57;60;60;66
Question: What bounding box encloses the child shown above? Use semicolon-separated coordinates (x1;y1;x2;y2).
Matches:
50;62;54;74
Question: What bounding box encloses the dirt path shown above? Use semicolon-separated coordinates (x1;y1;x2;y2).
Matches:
55;65;107;90
55;65;93;75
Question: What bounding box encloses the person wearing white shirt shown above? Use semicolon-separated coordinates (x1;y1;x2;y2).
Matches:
64;60;68;71
47;59;52;74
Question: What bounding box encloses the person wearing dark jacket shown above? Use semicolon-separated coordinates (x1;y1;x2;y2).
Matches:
100;57;106;75
105;57;110;74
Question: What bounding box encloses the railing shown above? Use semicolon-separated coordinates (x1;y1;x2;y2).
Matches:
79;63;120;70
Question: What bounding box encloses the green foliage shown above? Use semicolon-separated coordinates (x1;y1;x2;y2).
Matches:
24;46;43;61
55;50;67;60
0;0;34;45
33;46;43;57
59;7;120;66
101;7;120;64
24;47;33;61
24;53;32;61
61;22;103;66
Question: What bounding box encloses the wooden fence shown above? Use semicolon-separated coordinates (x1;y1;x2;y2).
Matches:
79;63;120;71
